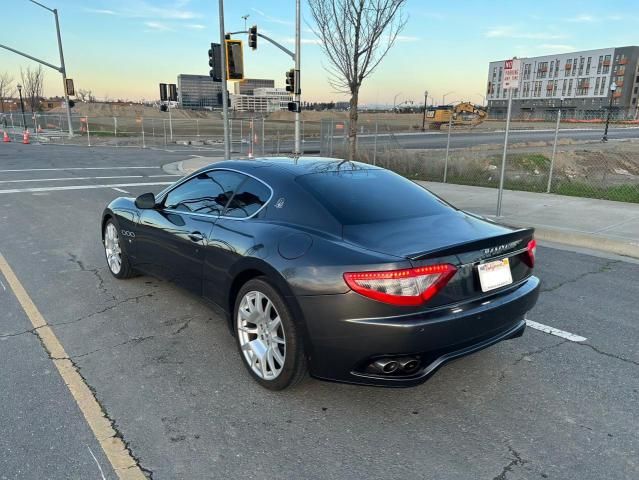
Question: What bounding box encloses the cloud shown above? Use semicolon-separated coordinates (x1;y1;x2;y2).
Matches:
144;21;173;31
85;1;201;21
186;24;206;30
485;26;566;40
566;14;595;23
251;7;293;26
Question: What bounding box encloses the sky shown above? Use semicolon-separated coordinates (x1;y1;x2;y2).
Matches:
2;0;639;106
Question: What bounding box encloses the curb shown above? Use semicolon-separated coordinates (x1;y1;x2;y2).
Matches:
497;221;639;260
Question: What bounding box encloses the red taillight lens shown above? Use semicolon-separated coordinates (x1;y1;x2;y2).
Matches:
524;238;537;267
343;264;457;306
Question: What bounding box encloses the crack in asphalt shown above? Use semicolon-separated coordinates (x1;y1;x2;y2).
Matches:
493;445;529;480
512;339;568;365
172;318;193;335
57;335;156;361
49;292;156;328
67;252;116;301
540;259;620;293
575;342;639;367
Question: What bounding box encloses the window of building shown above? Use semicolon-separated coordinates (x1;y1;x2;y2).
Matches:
561;79;567;96
568;79;573;96
578;57;585;76
498;67;503;81
595;77;601;94
537;62;548;78
555;59;561;77
565;58;572;74
553;80;558;96
603;55;611;74
600;77;606;95
586;57;592;75
523;63;531;80
597;55;603;74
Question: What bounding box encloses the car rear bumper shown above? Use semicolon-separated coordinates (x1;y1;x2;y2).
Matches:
297;275;540;387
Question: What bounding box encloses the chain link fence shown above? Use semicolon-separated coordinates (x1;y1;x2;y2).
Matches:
2;110;638;204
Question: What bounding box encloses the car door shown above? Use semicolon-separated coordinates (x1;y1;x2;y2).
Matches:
135;170;246;296
203;174;273;307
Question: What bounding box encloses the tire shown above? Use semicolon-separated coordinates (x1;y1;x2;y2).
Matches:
234;278;307;390
103;218;136;279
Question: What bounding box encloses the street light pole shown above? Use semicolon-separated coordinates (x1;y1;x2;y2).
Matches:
602;81;617;142
218;0;230;159
294;0;301;155
28;1;73;136
442;91;455;105
421;90;428;131
17;84;27;131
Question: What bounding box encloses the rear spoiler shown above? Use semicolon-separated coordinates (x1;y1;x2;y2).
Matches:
408;227;535;262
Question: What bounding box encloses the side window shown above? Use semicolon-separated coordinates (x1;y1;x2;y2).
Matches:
164;170;245;215
224;177;271;218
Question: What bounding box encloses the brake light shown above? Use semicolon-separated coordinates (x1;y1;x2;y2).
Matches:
524;238;537;267
343;264;457;306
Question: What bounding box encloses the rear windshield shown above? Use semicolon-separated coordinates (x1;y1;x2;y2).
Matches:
296;169;451;225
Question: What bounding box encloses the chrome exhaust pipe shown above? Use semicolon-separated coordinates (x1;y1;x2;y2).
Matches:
400;358;420;374
372;359;400;374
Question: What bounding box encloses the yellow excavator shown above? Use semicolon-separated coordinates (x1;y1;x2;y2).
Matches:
427;102;488;130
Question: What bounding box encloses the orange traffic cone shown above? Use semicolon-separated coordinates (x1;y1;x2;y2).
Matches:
22;130;30;145
3;131;10;143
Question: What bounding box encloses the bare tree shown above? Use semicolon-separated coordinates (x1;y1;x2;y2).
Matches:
20;66;45;113
308;0;407;160
0;73;15;113
77;89;96;103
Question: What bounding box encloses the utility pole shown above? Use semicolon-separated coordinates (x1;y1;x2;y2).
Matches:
421;90;428;131
52;7;73;136
294;0;301;155
218;0;230;158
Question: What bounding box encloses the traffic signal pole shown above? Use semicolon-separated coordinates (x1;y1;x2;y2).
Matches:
294;0;301;155
218;0;231;159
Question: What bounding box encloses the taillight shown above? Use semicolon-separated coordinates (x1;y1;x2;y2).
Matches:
343;264;457;306
524;238;537;267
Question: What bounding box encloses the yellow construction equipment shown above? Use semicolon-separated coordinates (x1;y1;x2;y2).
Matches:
427;102;487;130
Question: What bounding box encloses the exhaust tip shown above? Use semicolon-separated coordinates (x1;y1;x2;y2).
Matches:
402;359;420;373
372;359;400;374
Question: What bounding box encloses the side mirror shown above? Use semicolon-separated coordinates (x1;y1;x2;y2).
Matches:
135;192;157;209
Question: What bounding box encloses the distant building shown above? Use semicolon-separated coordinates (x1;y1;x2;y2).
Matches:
177;74;223;110
231;88;292;113
233;79;275;95
487;46;639;118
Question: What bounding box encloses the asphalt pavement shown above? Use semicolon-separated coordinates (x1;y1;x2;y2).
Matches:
1;143;638;480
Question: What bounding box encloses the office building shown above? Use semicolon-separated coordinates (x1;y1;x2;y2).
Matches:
231;88;292;113
233;79;275;95
487;46;639;117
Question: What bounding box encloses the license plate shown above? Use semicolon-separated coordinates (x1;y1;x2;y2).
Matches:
478;258;513;292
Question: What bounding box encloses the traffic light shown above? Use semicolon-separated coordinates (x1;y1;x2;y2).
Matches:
160;104;168;112
168;84;177;102
248;25;257;50
285;69;295;93
208;43;222;82
287;101;300;113
159;83;168;101
68;99;75;108
225;39;244;80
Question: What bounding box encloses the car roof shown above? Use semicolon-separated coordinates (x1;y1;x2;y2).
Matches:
197;157;382;179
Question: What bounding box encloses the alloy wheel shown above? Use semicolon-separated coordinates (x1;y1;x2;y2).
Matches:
237;290;286;380
104;223;122;275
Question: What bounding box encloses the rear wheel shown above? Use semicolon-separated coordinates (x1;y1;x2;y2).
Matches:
103;219;135;279
234;278;307;390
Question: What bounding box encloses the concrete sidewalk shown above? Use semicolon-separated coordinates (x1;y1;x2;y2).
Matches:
421;182;639;259
164;156;639;259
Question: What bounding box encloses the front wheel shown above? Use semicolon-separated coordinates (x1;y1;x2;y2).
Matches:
103;219;136;279
234;278;307;390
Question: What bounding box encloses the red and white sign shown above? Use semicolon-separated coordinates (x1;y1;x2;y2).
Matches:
502;58;521;89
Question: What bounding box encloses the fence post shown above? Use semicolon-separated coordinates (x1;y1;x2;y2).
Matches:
114;117;118;147
240;120;243;155
86;116;91;147
373;121;378;166
443;111;453;183
196;119;200;137
141;118;146;148
277;130;280;154
547;102;562;193
329;118;334;157
262;117;265;155
163;119;167;146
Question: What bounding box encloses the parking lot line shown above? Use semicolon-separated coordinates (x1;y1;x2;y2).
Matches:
0;175;181;184
0;182;173;194
0;252;146;480
525;319;587;342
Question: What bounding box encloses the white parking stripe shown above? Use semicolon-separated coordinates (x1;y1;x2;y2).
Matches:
111;188;129;194
0;175;180;184
525;319;587;342
0;182;173;194
0;166;161;173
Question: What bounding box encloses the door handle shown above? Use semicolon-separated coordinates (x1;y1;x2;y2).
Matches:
188;231;204;242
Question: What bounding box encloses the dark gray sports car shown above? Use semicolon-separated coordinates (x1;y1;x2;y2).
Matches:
101;157;540;390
